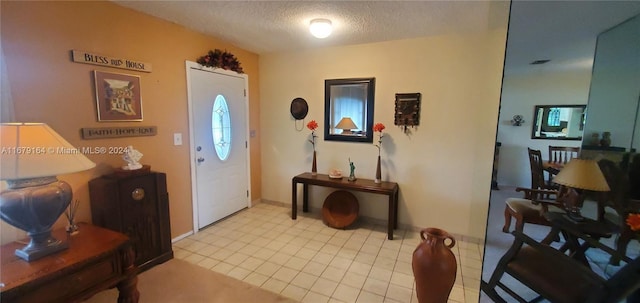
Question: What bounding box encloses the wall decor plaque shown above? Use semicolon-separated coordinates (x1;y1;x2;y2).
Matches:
394;93;421;132
81;126;157;139
72;50;152;73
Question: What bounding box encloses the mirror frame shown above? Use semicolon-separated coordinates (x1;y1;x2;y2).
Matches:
324;77;376;143
531;104;586;140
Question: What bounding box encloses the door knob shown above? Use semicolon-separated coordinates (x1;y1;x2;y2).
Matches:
197;157;205;163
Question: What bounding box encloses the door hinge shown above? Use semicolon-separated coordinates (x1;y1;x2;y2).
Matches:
247;190;249;197
245;141;247;148
244;89;246;97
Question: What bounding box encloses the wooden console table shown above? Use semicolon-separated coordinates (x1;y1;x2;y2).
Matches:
0;223;139;303
292;172;400;239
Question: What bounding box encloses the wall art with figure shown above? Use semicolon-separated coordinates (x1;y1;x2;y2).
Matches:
94;70;143;121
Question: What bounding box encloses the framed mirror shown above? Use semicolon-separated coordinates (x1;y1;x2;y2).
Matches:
324;77;375;143
531;104;586;140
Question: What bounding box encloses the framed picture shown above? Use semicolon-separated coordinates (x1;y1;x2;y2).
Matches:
94;70;143;121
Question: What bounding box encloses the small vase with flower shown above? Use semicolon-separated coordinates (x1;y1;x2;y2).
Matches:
373;123;385;183
307;120;319;175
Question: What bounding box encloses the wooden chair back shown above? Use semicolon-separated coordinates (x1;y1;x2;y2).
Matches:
598;159;629;210
548;146;580;164
528;148;547;190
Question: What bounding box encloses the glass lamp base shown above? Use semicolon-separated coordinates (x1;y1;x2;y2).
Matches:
0;177;72;261
15;236;69;261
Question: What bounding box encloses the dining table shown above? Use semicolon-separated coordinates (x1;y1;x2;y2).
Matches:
543;161;564;175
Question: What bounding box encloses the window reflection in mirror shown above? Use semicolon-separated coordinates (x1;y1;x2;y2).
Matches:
324;78;375;143
531;105;586;140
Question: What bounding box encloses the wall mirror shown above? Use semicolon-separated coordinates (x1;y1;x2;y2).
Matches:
324;78;375;143
582;14;640;152
531;105;586;140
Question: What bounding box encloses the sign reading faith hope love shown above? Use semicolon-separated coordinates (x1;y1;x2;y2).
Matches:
81;126;157;139
72;50;152;73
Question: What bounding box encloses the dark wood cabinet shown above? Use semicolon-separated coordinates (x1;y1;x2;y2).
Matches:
89;171;173;272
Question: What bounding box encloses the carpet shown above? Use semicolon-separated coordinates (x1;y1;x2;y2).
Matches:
85;258;296;303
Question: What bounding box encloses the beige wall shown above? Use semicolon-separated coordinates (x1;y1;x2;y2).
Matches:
0;1;261;240
260;30;507;240
1;1;508;243
497;70;590;188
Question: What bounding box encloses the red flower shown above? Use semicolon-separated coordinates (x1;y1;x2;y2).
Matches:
307;120;318;151
374;122;385;156
627;213;640;231
307;120;318;131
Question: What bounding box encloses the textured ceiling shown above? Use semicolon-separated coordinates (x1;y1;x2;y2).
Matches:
114;1;640;74
505;1;640;75
114;0;503;54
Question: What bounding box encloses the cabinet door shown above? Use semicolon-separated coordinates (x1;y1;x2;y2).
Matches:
117;174;162;266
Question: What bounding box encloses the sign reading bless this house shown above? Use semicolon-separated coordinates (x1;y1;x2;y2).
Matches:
71;50;152;72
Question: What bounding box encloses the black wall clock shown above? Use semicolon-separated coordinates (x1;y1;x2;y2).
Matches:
394;93;421;132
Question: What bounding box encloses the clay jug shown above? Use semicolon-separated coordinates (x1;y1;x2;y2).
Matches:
412;228;457;303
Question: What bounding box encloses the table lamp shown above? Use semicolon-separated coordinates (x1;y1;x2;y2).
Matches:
0;123;96;261
552;158;610;221
335;117;358;135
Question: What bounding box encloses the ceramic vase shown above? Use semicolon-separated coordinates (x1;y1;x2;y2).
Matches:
311;151;317;176
412;227;457;303
600;131;611;147
591;132;600;146
375;155;382;183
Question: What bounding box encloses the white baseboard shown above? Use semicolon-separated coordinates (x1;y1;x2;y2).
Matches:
172;230;194;243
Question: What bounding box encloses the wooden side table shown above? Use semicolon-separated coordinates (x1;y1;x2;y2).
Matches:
292;172;400;239
0;223;139;303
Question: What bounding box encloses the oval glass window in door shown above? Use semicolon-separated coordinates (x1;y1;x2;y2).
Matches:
212;95;231;161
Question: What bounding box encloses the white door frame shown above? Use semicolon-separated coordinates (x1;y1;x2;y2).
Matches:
185;60;251;234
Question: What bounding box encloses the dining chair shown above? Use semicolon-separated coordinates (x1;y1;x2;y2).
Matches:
548;146;580;165
529;148;557;192
547;146;580;184
502;148;566;233
502;187;563;233
481;230;640;303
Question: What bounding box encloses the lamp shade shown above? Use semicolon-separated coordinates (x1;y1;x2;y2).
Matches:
335;117;358;130
1;123;96;180
553;159;610;191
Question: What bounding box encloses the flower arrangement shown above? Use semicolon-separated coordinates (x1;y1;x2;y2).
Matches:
627;213;640;232
196;49;244;73
374;123;386;156
307;120;319;151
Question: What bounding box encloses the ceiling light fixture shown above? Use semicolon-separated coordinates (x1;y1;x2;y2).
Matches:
309;18;332;39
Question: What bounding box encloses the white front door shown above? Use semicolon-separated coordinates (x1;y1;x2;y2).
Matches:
186;62;249;230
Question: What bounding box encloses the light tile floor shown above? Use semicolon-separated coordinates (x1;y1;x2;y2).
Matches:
173;203;484;303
